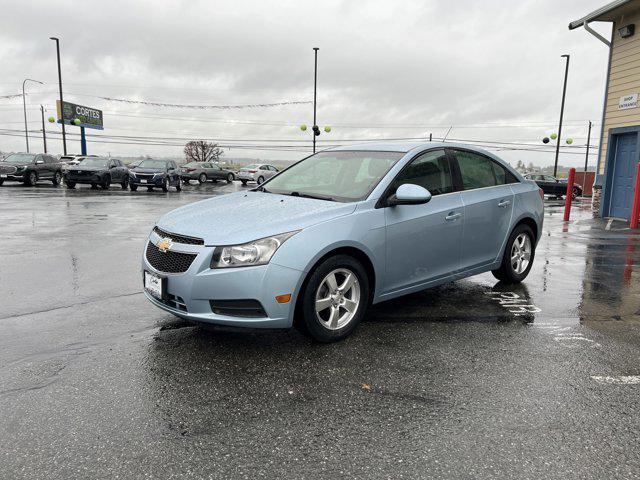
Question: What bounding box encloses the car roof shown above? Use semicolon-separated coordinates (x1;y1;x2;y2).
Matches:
325;141;498;156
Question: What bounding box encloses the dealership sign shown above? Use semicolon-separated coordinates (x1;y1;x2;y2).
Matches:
618;93;638;110
56;100;104;129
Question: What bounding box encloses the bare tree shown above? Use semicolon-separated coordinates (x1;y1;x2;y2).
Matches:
183;140;224;163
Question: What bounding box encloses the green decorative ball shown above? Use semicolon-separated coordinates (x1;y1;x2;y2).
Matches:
300;124;307;131
566;138;573;145
48;116;55;123
550;133;558;140
73;118;81;126
324;126;331;133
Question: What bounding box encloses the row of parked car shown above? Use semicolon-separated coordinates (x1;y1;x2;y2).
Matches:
0;153;281;191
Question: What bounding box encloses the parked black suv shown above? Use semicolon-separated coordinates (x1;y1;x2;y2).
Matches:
65;157;129;190
0;153;63;186
129;159;181;192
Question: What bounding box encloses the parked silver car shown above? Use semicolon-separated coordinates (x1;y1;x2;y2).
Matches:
180;162;235;184
237;163;279;185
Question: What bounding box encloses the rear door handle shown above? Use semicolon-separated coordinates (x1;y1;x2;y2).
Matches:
445;212;462;221
498;200;511;208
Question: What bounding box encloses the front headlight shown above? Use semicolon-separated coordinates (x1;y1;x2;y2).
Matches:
129;170;136;177
210;231;298;268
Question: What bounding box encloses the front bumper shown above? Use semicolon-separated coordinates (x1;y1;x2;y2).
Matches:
1;173;26;182
65;172;104;184
141;232;303;329
130;175;165;186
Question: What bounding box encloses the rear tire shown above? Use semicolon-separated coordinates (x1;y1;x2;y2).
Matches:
491;224;535;283
296;255;369;343
227;173;234;183
52;171;62;186
198;173;207;184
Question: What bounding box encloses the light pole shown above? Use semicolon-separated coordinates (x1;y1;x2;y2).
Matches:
312;47;319;153
553;54;570;177
50;37;67;155
22;78;43;152
584;120;592;173
40;105;48;153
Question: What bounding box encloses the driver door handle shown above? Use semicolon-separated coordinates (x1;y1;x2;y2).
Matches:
445;212;462;221
498;200;511;208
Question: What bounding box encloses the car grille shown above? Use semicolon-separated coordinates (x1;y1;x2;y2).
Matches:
153;226;204;245
164;293;188;312
136;174;155;181
0;165;17;174
146;241;197;274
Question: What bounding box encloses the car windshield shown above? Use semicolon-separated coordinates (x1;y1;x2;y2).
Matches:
5;153;36;164
80;158;108;167
138;160;167;169
263;150;404;202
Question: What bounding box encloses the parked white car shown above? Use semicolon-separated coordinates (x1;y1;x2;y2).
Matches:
237;163;279;185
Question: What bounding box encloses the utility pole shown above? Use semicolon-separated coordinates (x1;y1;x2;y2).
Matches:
312;47;319;154
40;105;47;153
584;120;592;173
50;37;67;155
554;54;570;177
22;78;43;152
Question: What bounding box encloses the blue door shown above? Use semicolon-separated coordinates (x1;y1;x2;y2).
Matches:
610;133;638;219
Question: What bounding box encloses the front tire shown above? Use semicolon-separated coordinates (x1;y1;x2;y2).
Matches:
257;176;265;185
296;255;369;343
227;173;234;183
492;224;535;283
25;171;37;186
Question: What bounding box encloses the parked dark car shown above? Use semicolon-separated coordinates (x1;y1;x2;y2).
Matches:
0;153;63;186
129;159;181;192
65;157;129;190
180;161;235;184
524;174;582;199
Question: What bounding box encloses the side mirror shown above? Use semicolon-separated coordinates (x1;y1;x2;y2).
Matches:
388;184;432;206
109;164;116;169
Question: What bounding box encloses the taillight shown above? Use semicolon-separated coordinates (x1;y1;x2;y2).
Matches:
186;168;195;172
248;170;257;173
539;188;544;201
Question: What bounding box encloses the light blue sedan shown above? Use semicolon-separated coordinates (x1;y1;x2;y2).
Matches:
142;142;544;342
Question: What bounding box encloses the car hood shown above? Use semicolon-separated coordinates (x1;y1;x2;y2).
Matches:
156;191;357;245
0;161;27;170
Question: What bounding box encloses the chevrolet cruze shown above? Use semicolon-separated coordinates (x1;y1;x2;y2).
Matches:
142;142;543;342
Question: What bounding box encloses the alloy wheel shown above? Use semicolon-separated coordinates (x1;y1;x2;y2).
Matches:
314;268;361;330
511;233;532;274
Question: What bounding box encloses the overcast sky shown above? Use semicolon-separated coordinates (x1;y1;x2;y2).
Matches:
0;0;614;168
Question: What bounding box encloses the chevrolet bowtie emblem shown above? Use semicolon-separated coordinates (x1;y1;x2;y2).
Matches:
157;238;172;252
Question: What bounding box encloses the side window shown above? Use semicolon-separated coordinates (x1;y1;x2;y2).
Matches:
202;163;211;169
35;155;43;163
456;150;496;190
544;175;557;182
44;155;55;164
389;149;454;196
260;165;268;170
490;161;518;185
271;165;279;172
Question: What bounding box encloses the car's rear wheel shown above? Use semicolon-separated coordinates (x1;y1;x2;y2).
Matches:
52;171;62;186
257;176;265;185
198;173;207;184
296;255;369;342
492;224;535;283
25;171;37;186
227;173;234;183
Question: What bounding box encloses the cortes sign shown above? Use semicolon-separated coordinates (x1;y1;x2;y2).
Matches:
56;100;104;130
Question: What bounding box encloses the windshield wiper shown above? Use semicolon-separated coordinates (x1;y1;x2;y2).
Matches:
288;191;336;202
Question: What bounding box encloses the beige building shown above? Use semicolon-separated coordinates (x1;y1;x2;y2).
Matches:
571;0;640;219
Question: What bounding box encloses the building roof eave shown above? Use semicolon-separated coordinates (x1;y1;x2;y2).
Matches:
568;0;633;29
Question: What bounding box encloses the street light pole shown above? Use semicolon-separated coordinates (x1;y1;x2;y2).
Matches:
313;47;319;154
584;120;592;173
50;37;67;155
22;78;43;153
40;105;48;153
553;54;570;177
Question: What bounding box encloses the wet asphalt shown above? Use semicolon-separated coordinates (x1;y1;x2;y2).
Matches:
1;181;640;479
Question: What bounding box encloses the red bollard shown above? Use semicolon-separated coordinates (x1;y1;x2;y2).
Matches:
563;168;576;222
630;163;640;229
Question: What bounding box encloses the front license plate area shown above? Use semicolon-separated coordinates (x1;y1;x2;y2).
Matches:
144;270;165;299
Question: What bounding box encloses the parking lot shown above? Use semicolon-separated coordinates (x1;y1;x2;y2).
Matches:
2;183;640;479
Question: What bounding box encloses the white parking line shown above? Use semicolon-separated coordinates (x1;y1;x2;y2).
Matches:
591;375;640;385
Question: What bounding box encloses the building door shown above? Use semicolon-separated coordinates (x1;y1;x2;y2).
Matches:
610;133;638;219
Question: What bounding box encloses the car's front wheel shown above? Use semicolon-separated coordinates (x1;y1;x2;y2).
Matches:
25;171;37;186
492;224;535;283
297;255;369;342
